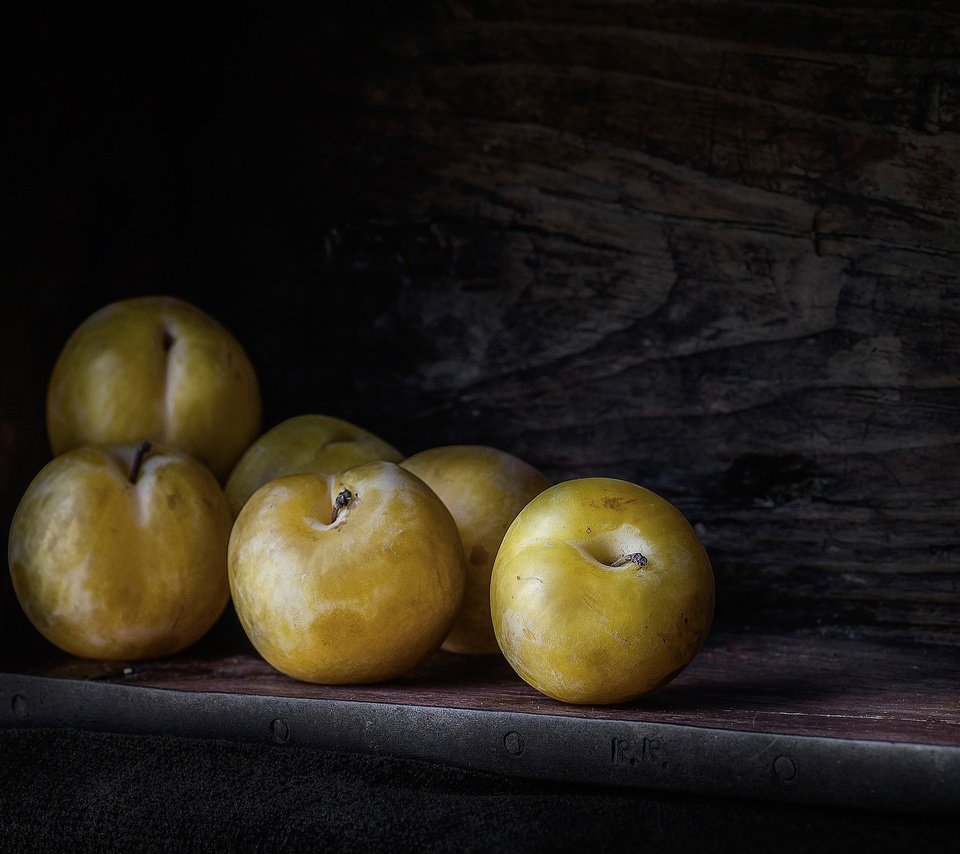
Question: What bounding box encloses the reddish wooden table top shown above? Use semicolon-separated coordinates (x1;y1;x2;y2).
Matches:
20;619;959;748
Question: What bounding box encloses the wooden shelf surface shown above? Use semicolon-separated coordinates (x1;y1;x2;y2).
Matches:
2;623;957;817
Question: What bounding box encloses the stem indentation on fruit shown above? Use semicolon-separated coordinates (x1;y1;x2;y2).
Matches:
129;441;153;484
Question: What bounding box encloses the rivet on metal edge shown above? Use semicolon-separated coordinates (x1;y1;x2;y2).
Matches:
773;754;798;782
11;694;30;720
503;731;524;757
269;717;290;744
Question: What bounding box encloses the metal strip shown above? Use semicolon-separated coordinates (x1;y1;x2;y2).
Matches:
2;673;957;816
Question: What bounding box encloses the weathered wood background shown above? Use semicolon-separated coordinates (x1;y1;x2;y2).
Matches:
2;2;958;647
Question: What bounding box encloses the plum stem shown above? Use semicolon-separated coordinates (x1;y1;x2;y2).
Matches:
611;552;647;568
129;441;152;484
331;488;353;524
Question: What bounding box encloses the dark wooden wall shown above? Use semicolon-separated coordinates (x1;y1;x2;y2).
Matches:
2;2;958;646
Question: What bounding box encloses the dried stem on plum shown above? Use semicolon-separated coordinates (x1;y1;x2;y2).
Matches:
611;552;648;568
331;488;353;524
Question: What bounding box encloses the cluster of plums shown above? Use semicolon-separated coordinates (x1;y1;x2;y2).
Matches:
7;296;714;705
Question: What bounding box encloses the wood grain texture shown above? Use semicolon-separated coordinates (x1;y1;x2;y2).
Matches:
313;0;960;643
0;3;957;648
